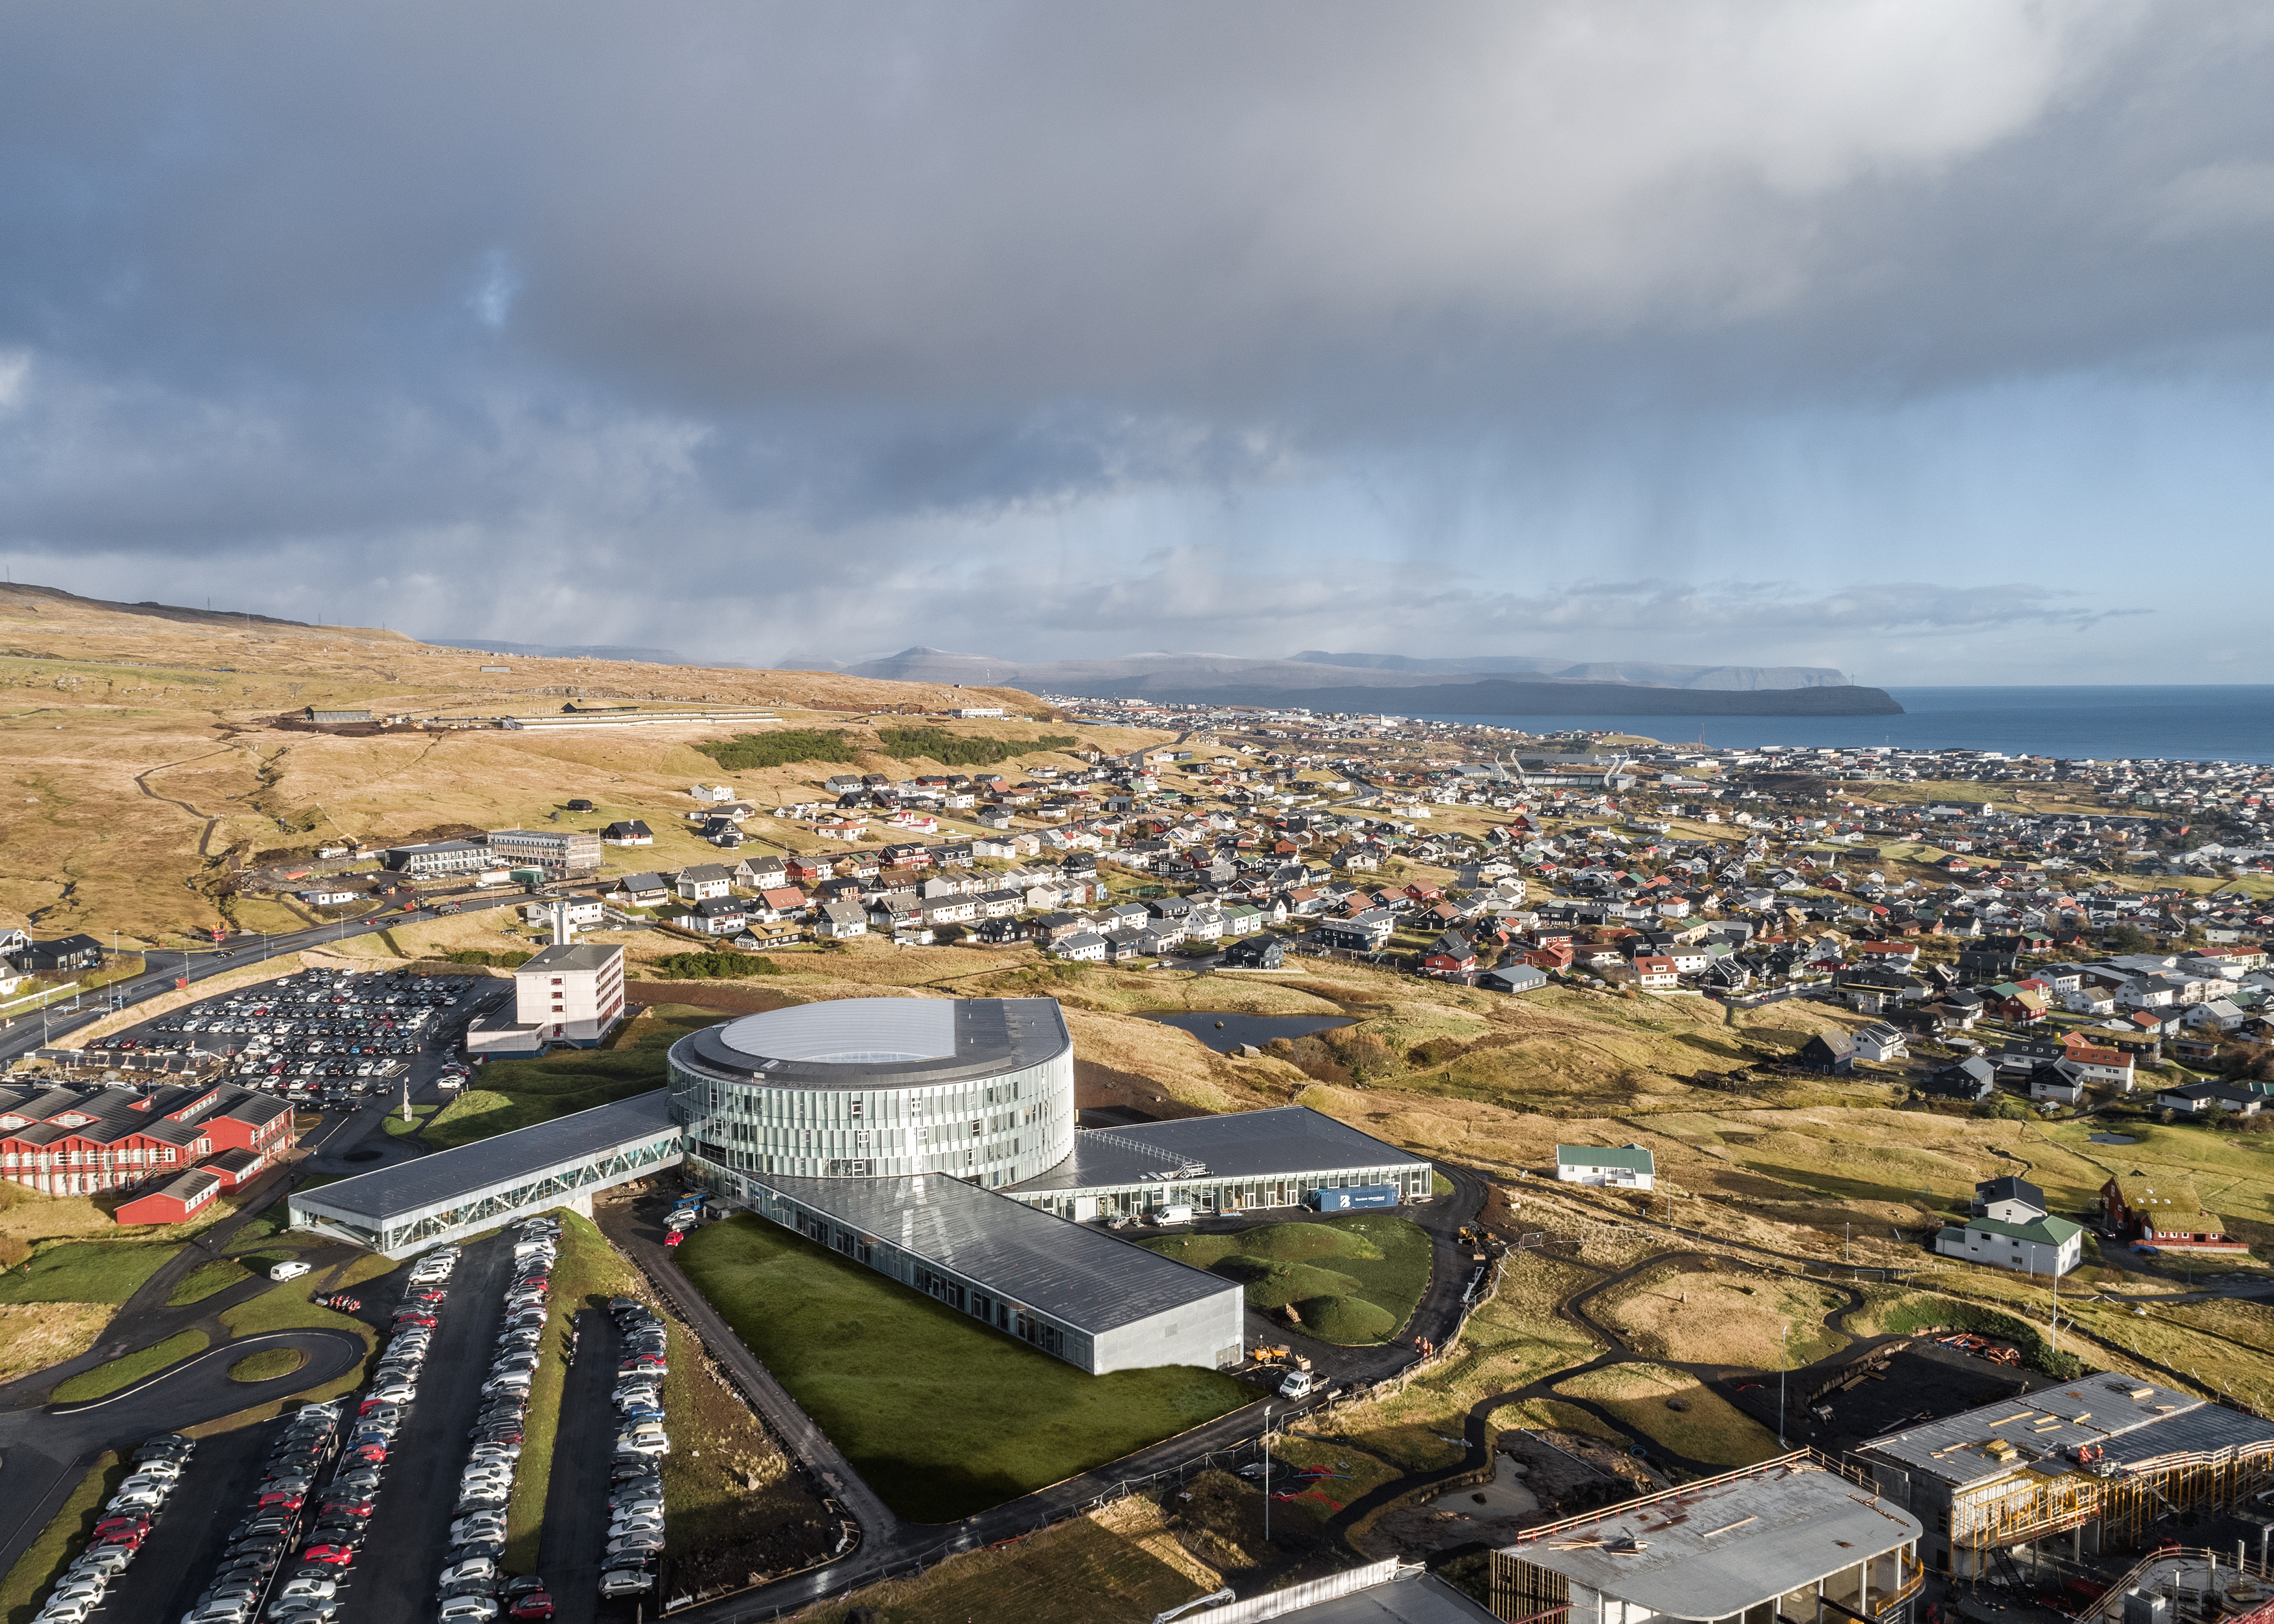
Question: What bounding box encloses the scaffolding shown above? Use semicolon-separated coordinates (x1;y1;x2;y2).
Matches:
1948;1447;2274;1564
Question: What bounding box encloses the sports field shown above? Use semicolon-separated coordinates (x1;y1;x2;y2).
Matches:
677;1213;1254;1523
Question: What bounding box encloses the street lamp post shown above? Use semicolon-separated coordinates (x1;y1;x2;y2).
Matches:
1262;1404;1273;1545
1779;1323;1789;1448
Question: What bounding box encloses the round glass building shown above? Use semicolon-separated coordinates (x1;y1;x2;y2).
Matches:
665;997;1075;1187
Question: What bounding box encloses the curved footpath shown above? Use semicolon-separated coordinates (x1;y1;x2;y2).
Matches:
599;1163;1494;1622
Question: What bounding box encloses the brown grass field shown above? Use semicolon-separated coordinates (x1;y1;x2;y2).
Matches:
1588;1261;1849;1369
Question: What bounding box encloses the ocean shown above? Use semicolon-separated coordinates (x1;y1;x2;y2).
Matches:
1411;685;2274;765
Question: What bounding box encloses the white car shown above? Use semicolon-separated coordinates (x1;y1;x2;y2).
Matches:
436;1557;496;1588
598;1569;654;1597
435;1600;498;1623
269;1261;312;1282
37;1602;96;1624
180;1604;252;1624
275;1579;337;1604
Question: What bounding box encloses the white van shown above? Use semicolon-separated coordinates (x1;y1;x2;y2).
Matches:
1155;1204;1194;1226
269;1260;312;1282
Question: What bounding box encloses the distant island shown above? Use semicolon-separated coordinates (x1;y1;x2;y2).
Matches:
1143;676;1906;717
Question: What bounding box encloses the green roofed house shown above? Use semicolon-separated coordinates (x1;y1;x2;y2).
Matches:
1935;1177;2083;1277
1554;1144;1654;1191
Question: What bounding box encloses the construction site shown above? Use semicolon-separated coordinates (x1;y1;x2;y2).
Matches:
1851;1373;2274;1583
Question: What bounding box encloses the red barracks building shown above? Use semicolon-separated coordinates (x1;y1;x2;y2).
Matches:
0;1081;296;1222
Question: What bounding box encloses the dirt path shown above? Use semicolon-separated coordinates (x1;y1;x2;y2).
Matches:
132;746;241;860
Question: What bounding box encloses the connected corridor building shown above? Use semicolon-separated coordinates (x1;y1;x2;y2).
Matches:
288;1089;682;1256
292;995;1439;1375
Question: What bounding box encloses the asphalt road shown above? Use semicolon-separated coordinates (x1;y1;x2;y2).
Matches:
0;1326;366;1592
0;895;524;1064
536;1307;621;1624
337;1230;516;1624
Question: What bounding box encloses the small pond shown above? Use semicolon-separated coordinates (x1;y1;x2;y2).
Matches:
2088;1133;2139;1145
1140;1011;1354;1053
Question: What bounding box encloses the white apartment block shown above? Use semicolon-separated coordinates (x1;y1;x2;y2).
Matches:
513;943;627;1047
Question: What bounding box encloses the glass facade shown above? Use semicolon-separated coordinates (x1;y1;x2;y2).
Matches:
668;1047;1075;1188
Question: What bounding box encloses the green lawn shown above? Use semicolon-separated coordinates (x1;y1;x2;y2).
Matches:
228;1346;308;1383
678;1214;1254;1523
50;1329;209;1402
503;1209;642;1570
1137;1214;1434;1345
383;1103;441;1137
219;1253;395;1340
0;1242;181;1305
166;1257;254;1306
424;1006;723;1149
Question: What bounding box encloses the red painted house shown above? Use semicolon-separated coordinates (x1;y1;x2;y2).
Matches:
115;1168;223;1226
0;1080;295;1215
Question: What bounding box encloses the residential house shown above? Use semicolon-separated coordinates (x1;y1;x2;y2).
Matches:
600;820;654;846
602;873;670;909
1478;964;1548;996
754;887;810;924
1221;934;1287;970
1630;955;1680;991
2154;1080;2264;1118
675;864;736;902
1936;1174;2082;1275
2100;1173;2246;1252
817;901;868;940
1913;1056;1997;1103
1052;931;1108;963
674;896;748;937
1797;1030;1857;1074
1854;1023;1909;1063
1422;931;1477;979
2059;1035;2135;1092
1554;1144;1655;1190
1986;982;2049;1025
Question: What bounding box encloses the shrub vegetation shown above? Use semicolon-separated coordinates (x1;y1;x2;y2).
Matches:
696;730;861;771
875;727;1077;766
650;950;780;979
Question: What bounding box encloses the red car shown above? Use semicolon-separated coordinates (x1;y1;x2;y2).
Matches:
92;1517;151;1540
320;1500;374;1519
351;1443;386;1464
508;1594;556;1620
302;1545;355;1566
257;1491;305;1509
97;1529;148;1550
662;1232;682;1248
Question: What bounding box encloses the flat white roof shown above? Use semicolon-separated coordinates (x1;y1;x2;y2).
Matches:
719;998;957;1064
1504;1459;1921;1620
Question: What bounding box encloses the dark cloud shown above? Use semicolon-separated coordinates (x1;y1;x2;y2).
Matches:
0;1;2270;678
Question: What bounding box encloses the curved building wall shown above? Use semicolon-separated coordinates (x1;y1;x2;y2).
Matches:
667;997;1075;1188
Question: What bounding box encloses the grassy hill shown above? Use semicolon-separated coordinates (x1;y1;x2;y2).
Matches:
0;581;1167;943
1139;1214;1434;1344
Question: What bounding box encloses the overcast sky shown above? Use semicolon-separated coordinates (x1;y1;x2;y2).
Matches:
3;1;2272;684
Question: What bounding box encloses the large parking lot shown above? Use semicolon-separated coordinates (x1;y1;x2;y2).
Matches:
76;968;505;1112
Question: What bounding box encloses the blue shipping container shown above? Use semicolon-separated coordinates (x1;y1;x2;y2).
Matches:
1312;1184;1399;1212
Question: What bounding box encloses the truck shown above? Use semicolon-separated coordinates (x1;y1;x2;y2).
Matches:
1311;1184;1399;1213
1277;1369;1315;1400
